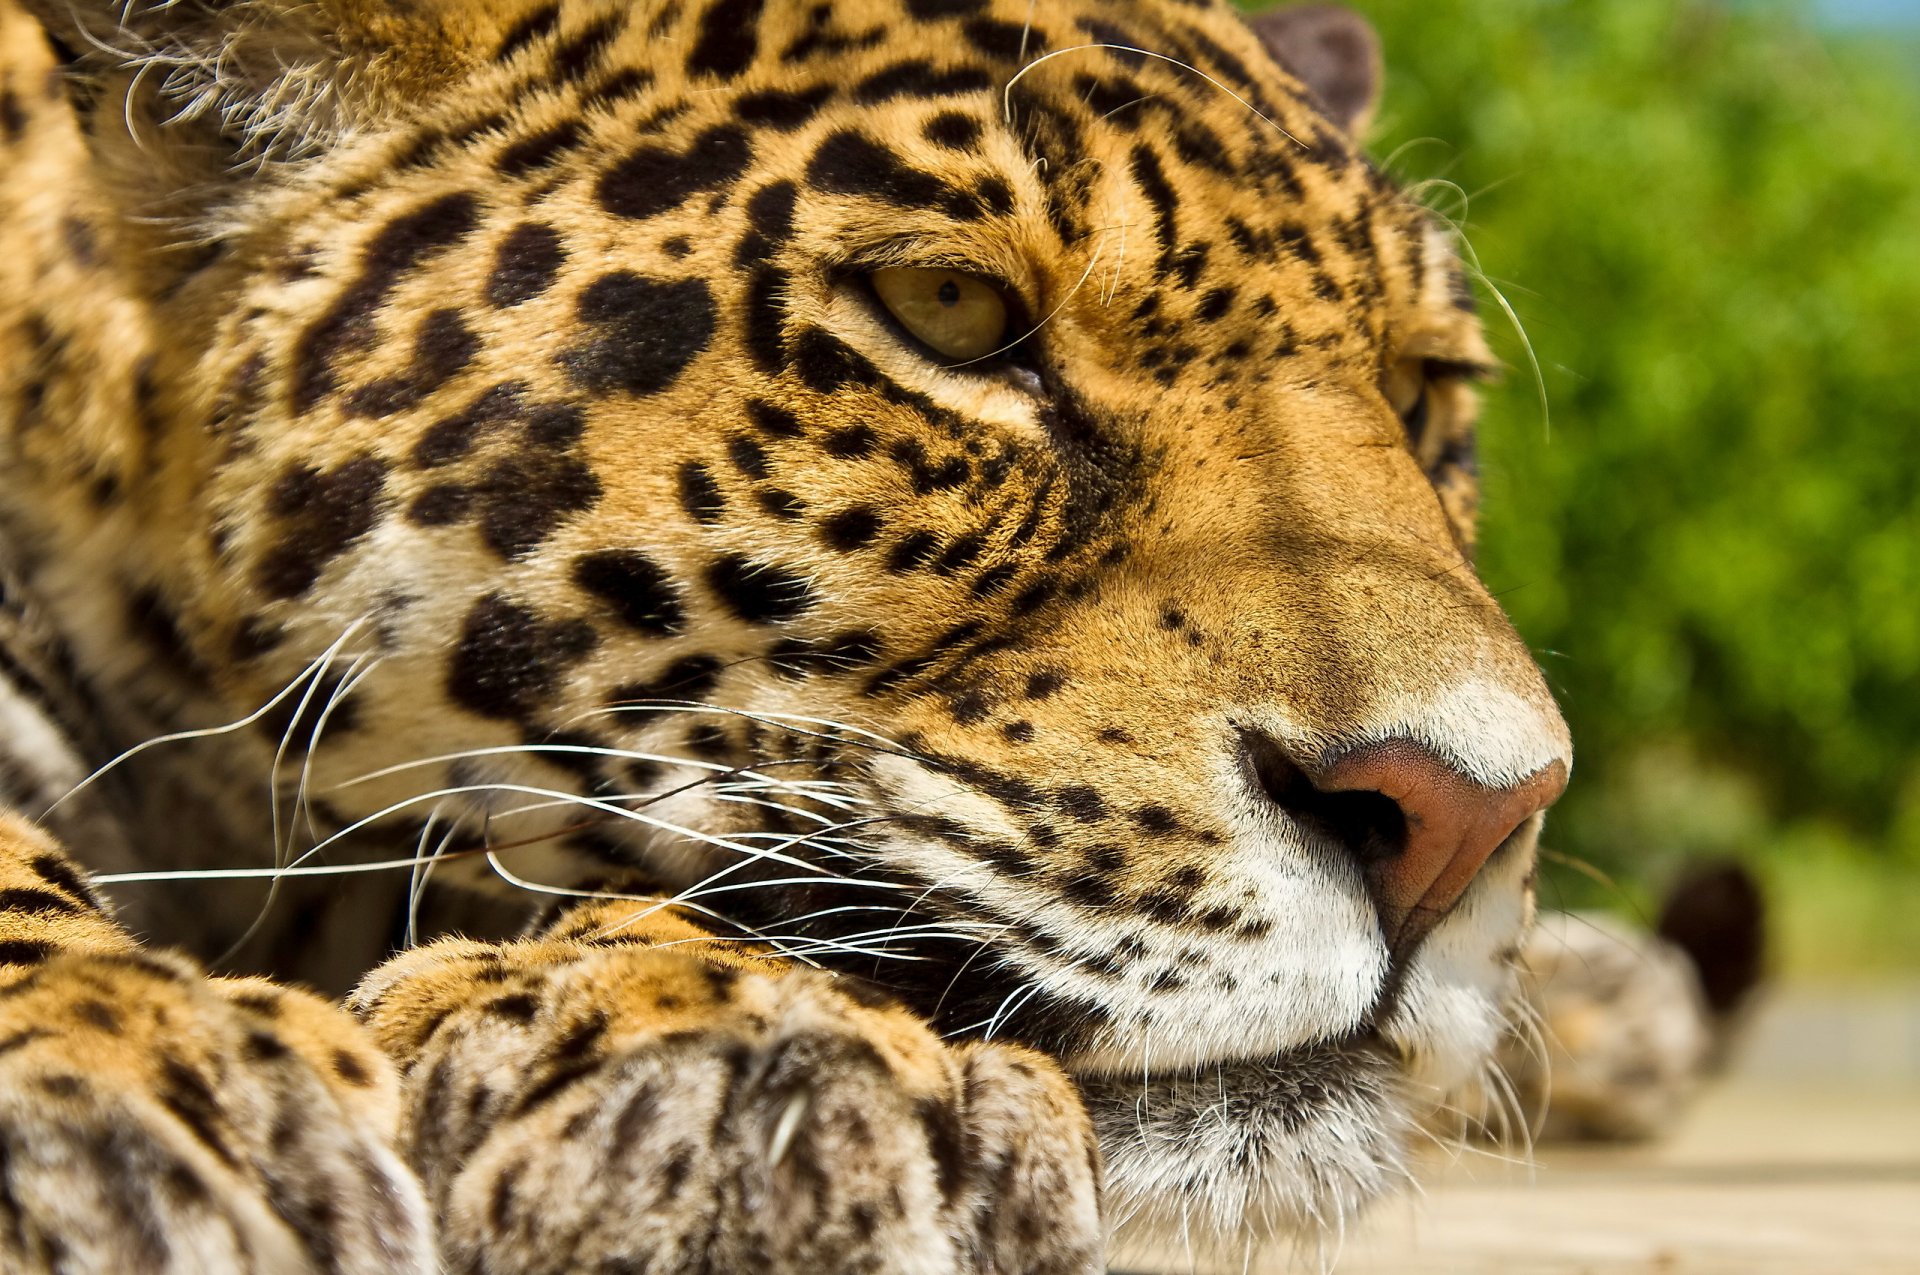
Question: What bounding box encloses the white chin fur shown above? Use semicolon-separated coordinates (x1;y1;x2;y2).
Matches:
1081;1045;1412;1249
1076;841;1537;1251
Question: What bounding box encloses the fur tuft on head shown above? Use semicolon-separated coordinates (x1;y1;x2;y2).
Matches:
20;0;465;221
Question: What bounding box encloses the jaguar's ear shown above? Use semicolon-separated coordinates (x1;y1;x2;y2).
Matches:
1245;4;1383;138
19;0;466;212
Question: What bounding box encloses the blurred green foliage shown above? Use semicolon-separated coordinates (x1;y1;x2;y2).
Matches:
1341;0;1920;964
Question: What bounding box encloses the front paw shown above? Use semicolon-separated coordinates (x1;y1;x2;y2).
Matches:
355;933;1104;1275
0;952;434;1274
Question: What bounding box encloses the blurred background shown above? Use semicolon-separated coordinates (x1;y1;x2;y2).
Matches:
1350;0;1920;981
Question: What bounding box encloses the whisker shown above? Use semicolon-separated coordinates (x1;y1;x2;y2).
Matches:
46;618;373;815
217;642;378;967
404;807;460;949
580;705;938;773
292;653;381;844
479;851;833;969
330;742;819;792
94;844;494;884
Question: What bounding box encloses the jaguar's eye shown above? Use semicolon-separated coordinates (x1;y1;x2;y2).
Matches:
869;267;1010;363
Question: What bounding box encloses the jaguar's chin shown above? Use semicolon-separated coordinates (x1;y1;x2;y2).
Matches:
1075;1038;1412;1248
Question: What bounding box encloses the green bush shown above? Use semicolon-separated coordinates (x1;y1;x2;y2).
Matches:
1305;0;1920;956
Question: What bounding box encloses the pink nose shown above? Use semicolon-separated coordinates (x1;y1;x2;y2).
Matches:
1243;731;1568;954
1314;741;1568;950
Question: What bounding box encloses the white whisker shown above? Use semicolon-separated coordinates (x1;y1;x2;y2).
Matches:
46;618;373;815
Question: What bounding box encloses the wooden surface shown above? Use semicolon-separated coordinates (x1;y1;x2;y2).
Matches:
1112;985;1920;1273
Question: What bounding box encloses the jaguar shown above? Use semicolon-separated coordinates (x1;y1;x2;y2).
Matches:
0;0;1585;1269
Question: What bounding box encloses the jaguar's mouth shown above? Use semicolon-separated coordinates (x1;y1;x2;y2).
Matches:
1073;1035;1413;1245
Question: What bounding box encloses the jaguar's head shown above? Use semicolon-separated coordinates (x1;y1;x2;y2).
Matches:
19;0;1568;1244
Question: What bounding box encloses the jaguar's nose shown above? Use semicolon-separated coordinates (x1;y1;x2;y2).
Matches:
1242;731;1568;953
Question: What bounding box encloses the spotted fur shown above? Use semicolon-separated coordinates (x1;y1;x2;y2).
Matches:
1;0;1602;1268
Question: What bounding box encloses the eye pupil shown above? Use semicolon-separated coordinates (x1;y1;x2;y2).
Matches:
936;279;960;306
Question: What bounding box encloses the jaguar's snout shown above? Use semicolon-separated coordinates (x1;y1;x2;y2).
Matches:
1242;729;1568;952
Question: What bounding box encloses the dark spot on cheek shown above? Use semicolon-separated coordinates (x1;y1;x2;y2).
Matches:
346;308;479;418
885;531;939;572
823;424;876;458
974;177;1013;215
743;267;791;373
688;0;765;78
805;130;987;219
1056;785;1107;823
949;690;992;724
414;309;480;380
332;1049;373;1086
1196;286;1235;321
1024;670;1066;700
488;222;567;308
495;4;562;61
572;551;686;636
685;722;733;759
447;594;599;721
495;120;587;176
677;461;724;524
1133;804;1180;834
735;85;832;130
748;400;803;438
0;88;25;144
1166;865;1206;892
561;272;715;395
853;61;993;103
727;435;769;479
819;505;882;550
746;180;797;244
409;484;472;525
921;112;980;150
1197;905;1241;931
254;456;390;600
1064;877;1117;908
705;555;816;623
552;14;627;80
790;327;879;394
905;0;989;18
125;589;198;673
411;382;528;469
933;533;985;575
472;450;603;559
292;192;481;414
963;17;1043;61
609;652;725;704
597;125;752;220
1145;967;1186;992
582;67;655;110
230;617;286;662
756;488;806;519
525;403;586;447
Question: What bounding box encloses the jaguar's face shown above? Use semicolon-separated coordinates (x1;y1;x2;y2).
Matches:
68;0;1570;1243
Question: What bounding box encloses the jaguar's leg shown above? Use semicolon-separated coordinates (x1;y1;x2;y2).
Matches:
0;811;436;1274
353;900;1106;1275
